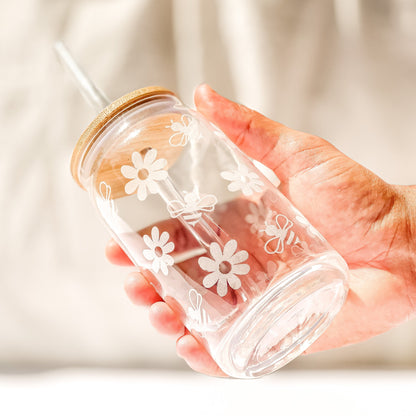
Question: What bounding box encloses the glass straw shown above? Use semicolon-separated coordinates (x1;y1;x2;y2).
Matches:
54;41;111;112
54;41;228;261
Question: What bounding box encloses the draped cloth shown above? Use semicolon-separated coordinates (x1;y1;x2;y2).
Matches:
1;0;416;369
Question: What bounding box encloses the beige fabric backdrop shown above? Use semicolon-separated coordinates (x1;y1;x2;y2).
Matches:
0;0;415;370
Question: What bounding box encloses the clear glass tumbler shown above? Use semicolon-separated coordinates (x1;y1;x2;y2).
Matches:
71;86;349;378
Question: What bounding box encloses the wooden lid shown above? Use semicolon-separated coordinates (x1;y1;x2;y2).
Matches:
71;86;176;189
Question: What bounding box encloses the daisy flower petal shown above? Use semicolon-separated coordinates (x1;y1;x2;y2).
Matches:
137;183;148;201
198;257;217;272
150;169;168;181
151;226;159;242
159;231;170;246
216;278;228;297
152;258;160;273
144;148;157;165
125;179;139;195
164;255;174;266
228;182;241;193
163;241;175;254
223;239;237;259
121;165;138;179
203;273;219;289
143;234;154;248
209;242;222;261
150;158;167;171
230;249;249;264
241;183;253;196
220;171;235;181
227;275;242;290
251;183;264;193
146;179;159;194
132;151;143;168
143;249;155;261
160;262;168;276
231;263;250;275
245;214;256;223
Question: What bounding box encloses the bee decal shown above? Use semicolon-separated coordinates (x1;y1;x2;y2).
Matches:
263;213;304;255
167;188;217;226
99;181;116;215
187;289;210;327
99;181;112;201
167;114;202;147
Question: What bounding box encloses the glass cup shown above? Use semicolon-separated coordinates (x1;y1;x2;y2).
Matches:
71;86;349;378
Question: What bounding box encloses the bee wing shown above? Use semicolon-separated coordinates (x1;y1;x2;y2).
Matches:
167;200;186;218
169;131;187;147
275;214;293;231
169;121;183;132
188;289;199;309
264;224;278;236
196;194;218;212
264;236;284;254
181;114;192;126
99;182;111;200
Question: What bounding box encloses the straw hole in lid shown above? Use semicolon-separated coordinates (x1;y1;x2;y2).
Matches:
140;147;152;156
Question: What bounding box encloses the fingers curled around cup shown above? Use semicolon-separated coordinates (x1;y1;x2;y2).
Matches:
148;301;185;336
106;239;133;266
124;272;162;306
176;334;227;377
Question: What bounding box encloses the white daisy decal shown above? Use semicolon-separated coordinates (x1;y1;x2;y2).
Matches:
121;149;168;201
143;226;175;275
221;165;264;196
245;202;269;234
198;239;250;297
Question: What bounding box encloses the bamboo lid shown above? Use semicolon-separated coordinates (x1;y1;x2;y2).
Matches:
71;86;176;189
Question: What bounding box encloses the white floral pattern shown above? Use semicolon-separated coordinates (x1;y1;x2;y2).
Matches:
143;226;175;275
198;239;250;297
221;165;264;196
121;149;168;201
245;202;269;234
167;114;201;147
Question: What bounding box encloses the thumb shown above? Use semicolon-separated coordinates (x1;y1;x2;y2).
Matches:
194;84;341;183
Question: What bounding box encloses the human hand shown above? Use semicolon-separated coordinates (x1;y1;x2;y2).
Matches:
106;84;416;376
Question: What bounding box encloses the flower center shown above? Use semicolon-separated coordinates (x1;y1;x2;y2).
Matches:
138;168;150;180
154;246;163;257
219;261;232;274
240;175;248;183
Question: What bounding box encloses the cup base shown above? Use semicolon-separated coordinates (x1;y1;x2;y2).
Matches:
213;252;348;378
